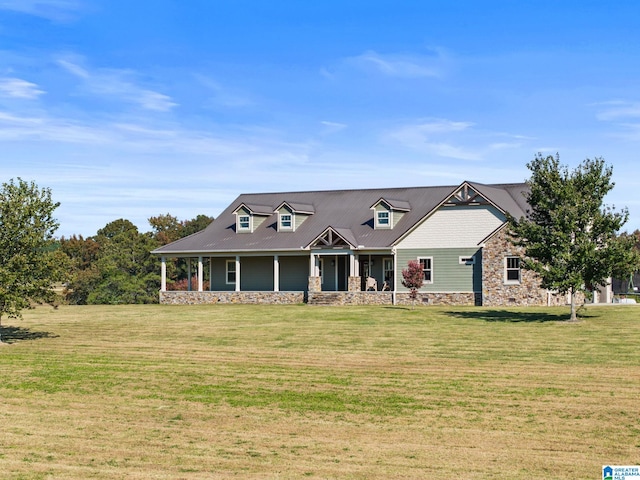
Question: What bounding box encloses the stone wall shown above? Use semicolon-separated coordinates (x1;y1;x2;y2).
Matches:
308;292;393;305
160;291;305;305
481;228;568;306
348;276;361;292
308;276;321;293
395;292;476;306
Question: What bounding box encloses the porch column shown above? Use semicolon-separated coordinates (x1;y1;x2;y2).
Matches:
187;258;192;291
392;248;398;305
235;256;241;292
274;255;280;292
197;256;203;292
310;253;317;276
160;256;167;292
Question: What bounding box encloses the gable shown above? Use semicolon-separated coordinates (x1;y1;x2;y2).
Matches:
308;227;355;249
396;204;507;249
444;184;490;206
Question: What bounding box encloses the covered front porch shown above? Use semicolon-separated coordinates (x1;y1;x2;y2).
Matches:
158;250;396;305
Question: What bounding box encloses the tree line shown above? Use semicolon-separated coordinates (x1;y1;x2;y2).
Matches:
59;214;213;305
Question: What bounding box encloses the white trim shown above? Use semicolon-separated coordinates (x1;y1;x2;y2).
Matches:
383;257;394;290
504;256;521;284
274;255;280;292
160;257;167;292
226;259;237;285
235;256;241;292
375;210;391;229
459;256;476;265
279;212;293;231
418;256;434;284
237;214;251;232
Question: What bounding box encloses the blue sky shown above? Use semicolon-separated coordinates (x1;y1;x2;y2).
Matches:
2;0;640;237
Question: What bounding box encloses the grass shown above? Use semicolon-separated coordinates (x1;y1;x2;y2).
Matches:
0;303;639;479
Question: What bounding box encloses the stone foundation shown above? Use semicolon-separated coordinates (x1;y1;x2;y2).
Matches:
395;292;476;306
160;291;305;305
308;291;393;305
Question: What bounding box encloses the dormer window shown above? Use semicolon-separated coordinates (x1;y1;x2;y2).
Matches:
376;210;390;227
275;201;315;232
370;197;410;230
238;215;251;231
233;203;272;233
280;213;293;230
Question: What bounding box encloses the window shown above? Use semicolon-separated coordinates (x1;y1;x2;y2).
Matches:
226;260;236;284
383;258;394;289
238;215;250;231
418;257;433;283
376;210;390;227
280;213;293;230
505;256;521;283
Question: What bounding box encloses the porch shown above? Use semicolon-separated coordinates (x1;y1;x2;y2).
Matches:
157;251;396;304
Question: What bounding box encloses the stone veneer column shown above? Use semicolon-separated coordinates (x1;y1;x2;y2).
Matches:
348;276;361;292
308;276;321;292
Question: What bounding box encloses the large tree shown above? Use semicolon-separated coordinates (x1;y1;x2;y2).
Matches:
509;154;640;321
0;179;66;338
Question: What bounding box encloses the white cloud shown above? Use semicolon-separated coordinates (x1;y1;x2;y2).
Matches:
595;101;640;121
385;119;480;160
0;110;113;143
320;120;347;135
342;48;448;78
0;0;84;22
57;58;90;79
384;119;531;161
195;75;254;108
56;56;178;112
0;77;45;98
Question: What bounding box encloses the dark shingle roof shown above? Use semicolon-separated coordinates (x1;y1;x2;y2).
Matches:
153;181;529;254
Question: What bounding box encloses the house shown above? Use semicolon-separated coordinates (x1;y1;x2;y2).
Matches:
612;271;639;302
151;181;573;306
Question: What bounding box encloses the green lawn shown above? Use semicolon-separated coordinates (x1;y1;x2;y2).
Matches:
1;304;639;479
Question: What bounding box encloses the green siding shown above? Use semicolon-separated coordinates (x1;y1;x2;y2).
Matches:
240;256;274;291
279;256;308;291
393;211;405;229
294;214;308;230
396;248;481;292
211;257;235;291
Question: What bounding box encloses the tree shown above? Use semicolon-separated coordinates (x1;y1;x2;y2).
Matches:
89;219;160;304
0;178;66;339
148;213;214;285
149;213;183;245
509;154;640;321
59;235;101;305
402;260;424;308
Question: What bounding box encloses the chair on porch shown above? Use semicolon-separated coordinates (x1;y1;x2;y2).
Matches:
365;276;378;291
381;281;390;291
